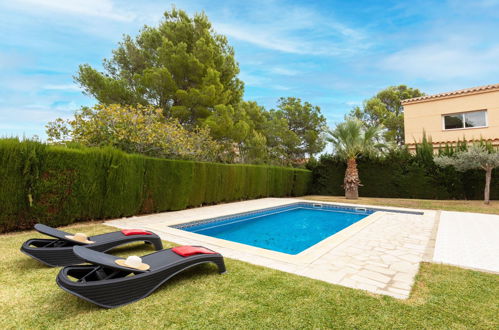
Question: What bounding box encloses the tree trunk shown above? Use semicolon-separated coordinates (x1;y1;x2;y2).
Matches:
484;167;492;205
344;157;361;199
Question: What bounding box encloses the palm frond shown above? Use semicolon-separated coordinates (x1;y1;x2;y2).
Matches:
327;118;386;160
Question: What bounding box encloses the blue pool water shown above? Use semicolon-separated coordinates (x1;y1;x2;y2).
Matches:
175;204;374;255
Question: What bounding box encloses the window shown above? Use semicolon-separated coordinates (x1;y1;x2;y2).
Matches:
444;113;464;129
465;111;487;127
443;110;487;130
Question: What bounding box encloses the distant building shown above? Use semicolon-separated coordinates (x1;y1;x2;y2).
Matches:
402;83;499;151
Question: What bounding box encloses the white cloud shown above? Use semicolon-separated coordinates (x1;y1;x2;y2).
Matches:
462;0;499;8
214;22;314;55
269;67;300;76
381;43;499;80
211;2;367;56
271;85;292;91
43;84;81;91
53;101;79;112
0;52;32;70
239;72;268;87
0;75;43;92
13;0;135;21
0;106;59;123
214;21;367;56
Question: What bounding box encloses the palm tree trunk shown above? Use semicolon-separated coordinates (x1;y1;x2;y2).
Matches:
484;167;492;205
344;157;361;199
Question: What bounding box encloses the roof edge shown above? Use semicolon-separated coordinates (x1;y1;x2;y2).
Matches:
405;137;499;146
402;83;499;105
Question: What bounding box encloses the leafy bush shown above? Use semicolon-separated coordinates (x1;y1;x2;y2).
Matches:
0;139;311;232
46;104;220;161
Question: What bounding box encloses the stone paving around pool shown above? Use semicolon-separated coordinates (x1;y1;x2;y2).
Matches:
105;198;437;299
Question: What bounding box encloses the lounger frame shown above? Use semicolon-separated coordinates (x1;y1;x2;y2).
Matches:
21;224;163;267
56;246;226;308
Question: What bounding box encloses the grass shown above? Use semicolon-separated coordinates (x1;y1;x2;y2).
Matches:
302;195;499;214
1;223;498;329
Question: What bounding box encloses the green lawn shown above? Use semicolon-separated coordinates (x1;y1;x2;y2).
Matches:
1;223;498;329
303;195;499;215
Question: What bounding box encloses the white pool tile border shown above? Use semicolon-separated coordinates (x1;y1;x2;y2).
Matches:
150;210;383;264
105;198;436;299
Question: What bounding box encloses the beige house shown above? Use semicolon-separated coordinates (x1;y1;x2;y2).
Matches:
402;83;499;150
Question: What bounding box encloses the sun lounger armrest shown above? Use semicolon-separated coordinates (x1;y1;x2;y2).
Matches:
72;246;148;273
34;224;74;241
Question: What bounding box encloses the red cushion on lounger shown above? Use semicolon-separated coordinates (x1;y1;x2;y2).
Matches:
172;246;216;257
121;229;152;236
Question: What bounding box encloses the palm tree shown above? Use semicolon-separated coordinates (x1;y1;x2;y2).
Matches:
327;118;386;199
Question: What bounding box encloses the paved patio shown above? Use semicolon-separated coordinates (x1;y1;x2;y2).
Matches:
433;211;499;273
106;198;438;299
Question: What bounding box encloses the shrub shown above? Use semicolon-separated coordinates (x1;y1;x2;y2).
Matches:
309;150;498;200
0;139;311;232
46;104;221;161
434;144;499;204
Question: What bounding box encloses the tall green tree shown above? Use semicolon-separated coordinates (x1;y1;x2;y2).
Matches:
234;101;270;164
327;118;386;199
205;98;326;166
274;97;327;159
434;144;499;204
350;85;424;145
75;9;244;127
263;111;301;166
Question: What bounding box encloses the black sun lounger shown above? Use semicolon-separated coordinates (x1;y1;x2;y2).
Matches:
21;224;163;267
56;245;226;308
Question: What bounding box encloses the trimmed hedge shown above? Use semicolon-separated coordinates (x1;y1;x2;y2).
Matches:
309;152;498;200
0;139;311;232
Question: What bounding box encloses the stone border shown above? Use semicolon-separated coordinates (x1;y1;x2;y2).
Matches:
171;202;375;230
423;210;441;262
141;211;382;264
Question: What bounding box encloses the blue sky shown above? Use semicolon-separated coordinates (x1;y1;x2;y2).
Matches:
1;0;498;139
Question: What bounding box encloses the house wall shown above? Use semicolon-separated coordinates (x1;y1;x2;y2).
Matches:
403;89;499;149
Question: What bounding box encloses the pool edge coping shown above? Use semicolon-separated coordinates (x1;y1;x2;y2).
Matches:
162;200;424;264
141;199;418;265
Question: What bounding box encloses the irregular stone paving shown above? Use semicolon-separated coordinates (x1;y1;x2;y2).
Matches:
106;198;436;299
303;212;435;298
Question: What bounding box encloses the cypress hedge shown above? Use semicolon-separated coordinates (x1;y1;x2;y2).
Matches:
0;139;311;232
309;151;498;200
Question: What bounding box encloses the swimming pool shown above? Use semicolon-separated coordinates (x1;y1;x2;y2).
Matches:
172;203;379;255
